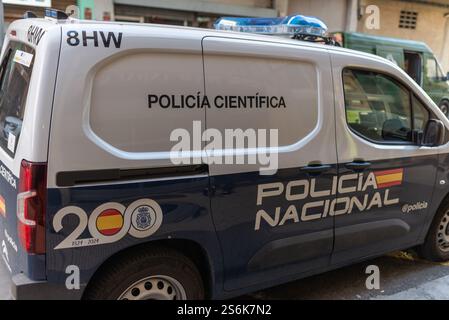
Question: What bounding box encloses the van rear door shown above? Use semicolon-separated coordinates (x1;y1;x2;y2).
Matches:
0;20;60;281
204;37;337;291
0;41;38;277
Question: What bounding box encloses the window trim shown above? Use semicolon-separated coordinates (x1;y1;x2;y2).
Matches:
342;67;433;146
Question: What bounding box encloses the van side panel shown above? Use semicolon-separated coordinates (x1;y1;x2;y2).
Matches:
45;177;219;288
46;25;224;297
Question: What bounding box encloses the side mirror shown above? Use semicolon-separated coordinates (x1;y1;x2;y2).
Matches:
441;72;449;81
422;119;445;146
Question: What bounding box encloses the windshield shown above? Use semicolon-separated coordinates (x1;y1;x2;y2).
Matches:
0;41;35;157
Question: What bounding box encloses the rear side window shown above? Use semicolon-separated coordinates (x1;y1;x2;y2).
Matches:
0;42;35;157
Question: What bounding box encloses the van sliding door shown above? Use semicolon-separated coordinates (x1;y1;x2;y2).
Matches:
202;36;337;291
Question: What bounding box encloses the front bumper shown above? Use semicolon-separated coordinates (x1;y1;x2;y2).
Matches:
11;273;85;300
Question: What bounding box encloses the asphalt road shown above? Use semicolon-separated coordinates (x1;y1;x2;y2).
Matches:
241;251;449;300
1;250;449;300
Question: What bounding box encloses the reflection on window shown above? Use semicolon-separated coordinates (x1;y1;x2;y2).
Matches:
0;42;35;157
343;69;418;143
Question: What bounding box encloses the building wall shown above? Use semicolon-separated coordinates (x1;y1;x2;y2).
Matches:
358;0;449;71
206;0;273;8
78;0;114;20
112;0;277;27
81;0;272;22
4;0;76;23
114;4;196;25
287;0;349;32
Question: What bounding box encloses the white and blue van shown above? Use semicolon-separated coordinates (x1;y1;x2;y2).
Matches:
1;10;449;300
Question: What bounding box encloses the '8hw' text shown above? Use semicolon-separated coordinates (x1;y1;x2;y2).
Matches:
177;304;272;318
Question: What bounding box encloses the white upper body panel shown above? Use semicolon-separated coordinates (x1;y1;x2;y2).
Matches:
2;18;447;187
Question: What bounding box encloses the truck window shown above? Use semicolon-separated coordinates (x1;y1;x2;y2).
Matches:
426;57;444;82
0;42;35;157
343;68;427;144
404;52;421;84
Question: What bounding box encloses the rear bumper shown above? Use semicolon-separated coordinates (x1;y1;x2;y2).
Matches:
11;273;85;300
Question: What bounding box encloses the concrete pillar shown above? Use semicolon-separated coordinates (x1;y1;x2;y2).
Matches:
275;0;289;17
345;0;358;32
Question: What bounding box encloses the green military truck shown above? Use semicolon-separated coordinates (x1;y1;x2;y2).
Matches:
334;32;449;116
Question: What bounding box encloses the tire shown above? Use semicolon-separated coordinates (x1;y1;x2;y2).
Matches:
83;246;205;300
439;100;449;118
418;199;449;262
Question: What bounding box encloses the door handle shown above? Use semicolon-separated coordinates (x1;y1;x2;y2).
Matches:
301;164;332;175
345;161;371;171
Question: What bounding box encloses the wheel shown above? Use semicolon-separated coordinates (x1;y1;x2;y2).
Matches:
439;100;449;117
418;199;449;261
84;247;205;300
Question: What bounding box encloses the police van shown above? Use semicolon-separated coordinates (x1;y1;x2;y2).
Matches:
1;10;449;300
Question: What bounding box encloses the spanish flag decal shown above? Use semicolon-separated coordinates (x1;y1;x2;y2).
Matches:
0;196;5;218
375;168;404;188
96;209;124;236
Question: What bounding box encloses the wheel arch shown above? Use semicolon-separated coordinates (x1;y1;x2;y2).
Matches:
420;190;449;244
82;238;215;299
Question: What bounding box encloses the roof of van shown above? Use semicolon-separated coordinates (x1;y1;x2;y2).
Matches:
8;17;399;68
341;32;432;53
12;16;430;56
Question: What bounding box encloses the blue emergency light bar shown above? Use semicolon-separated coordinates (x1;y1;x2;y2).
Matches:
44;8;69;20
214;15;328;38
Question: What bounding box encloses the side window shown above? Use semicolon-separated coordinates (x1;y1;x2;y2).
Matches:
426;57;444;82
343;69;413;143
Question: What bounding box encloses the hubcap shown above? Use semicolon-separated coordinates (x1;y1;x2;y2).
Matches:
118;275;187;300
437;211;449;252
